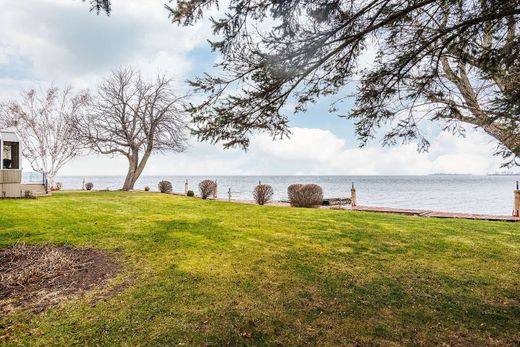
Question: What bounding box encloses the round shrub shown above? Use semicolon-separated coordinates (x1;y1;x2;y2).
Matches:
199;180;217;199
253;184;274;205
187;190;195;197
287;184;303;204
158;181;172;193
144;186;150;192
55;182;63;191
85;182;94;191
287;184;323;207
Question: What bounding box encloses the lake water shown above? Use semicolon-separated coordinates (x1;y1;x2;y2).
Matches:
52;175;520;216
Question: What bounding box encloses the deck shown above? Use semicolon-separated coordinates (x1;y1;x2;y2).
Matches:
346;205;520;222
210;195;520;222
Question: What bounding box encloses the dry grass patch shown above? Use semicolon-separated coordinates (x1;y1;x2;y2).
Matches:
0;244;120;313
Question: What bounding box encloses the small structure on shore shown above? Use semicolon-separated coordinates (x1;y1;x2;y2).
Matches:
0;128;47;198
0;128;23;197
321;183;356;207
322;197;352;206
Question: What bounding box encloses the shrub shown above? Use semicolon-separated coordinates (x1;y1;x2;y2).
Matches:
51;182;63;191
287;184;323;207
144;186;150;192
85;182;94;191
253;184;274;205
199;180;217;199
24;190;35;199
287;184;303;203
187;190;195;197
158;181;172;193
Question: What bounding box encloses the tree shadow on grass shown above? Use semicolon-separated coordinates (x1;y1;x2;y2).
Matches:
132;218;241;254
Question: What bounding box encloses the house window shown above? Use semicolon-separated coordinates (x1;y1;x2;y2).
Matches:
2;142;19;169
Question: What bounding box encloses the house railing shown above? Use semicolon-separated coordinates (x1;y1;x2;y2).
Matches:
21;171;49;194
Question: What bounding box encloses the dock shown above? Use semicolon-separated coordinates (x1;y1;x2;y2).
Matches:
345;205;520;222
212;196;520;222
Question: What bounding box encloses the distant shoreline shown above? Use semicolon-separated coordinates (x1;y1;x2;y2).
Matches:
487;174;520;176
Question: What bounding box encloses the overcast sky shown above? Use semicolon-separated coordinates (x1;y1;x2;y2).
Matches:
0;0;506;176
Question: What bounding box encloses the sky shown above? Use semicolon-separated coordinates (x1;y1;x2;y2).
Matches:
0;0;507;176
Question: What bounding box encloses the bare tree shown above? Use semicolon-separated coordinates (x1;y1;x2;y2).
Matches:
0;87;89;188
74;67;187;191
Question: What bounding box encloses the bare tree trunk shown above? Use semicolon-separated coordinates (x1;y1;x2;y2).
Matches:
122;152;139;191
122;149;152;191
47;173;56;190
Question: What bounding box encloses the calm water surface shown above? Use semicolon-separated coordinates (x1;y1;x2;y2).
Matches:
51;175;520;216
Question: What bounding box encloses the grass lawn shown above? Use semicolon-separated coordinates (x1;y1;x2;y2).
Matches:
1;191;519;346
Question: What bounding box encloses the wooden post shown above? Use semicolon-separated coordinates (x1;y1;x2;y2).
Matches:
513;182;520;217
351;182;357;207
228;188;231;202
184;179;188;195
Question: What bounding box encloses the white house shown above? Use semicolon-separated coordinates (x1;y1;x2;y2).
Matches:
0;128;47;198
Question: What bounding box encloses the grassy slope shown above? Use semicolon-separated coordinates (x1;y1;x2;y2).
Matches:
0;192;519;346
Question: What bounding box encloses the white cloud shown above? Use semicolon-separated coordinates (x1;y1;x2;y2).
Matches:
254;128;346;162
243;127;500;175
56;127;502;176
0;0;213;90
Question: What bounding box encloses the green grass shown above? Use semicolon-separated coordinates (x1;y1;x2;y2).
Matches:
1;192;519;346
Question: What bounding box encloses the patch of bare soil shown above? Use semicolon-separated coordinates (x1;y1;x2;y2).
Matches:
0;244;120;313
